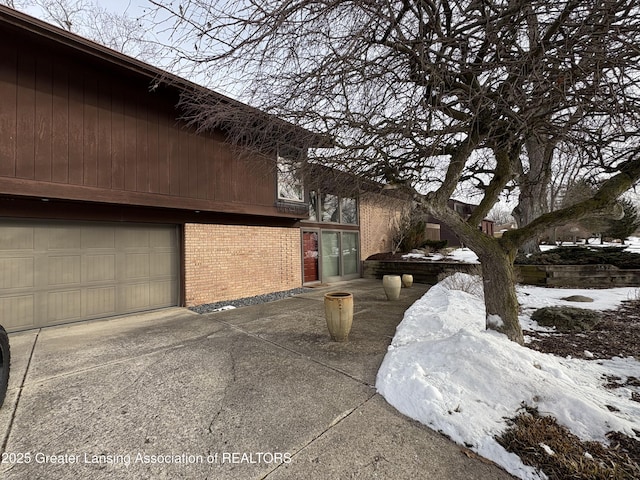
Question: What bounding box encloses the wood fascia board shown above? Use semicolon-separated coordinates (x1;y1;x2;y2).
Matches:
0;177;304;219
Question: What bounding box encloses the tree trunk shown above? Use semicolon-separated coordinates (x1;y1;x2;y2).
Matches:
512;137;554;255
478;250;524;344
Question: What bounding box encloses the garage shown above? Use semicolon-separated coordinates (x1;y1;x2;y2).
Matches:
0;220;180;332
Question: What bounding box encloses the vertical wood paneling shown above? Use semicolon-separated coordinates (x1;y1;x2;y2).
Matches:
168;115;180;196
110;89;125;190
203;136;215;200
82;74;98;186
196;134;209;199
135;99;149;192
231;157;242;202
187;131;198;198
124;96;137;191
97;81;112;189
157;110;170;194
178;130;189;197
147;106;159;193
16;52;35;179
51;62;69;184
67;80;84;185
4;33;282;211
213;138;229;201
0;43;17;177
34;57;52;181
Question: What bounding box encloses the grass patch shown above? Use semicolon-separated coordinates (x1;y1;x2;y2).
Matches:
496;406;640;479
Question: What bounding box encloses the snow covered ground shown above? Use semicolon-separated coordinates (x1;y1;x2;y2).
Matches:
376;274;640;480
403;236;640;263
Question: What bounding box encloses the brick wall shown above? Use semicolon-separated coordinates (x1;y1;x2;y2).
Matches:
184;224;301;306
359;192;412;261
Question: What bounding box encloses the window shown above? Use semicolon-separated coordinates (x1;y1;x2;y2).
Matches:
321;231;340;277
309;191;318;221
342;232;359;275
321;193;339;222
340;197;357;224
307;190;358;225
277;157;304;202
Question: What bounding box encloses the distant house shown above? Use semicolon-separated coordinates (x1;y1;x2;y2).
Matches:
0;6;408;332
427;200;495;247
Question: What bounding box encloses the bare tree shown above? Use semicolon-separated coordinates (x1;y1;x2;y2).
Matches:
13;0;163;62
150;0;640;344
0;0;33;9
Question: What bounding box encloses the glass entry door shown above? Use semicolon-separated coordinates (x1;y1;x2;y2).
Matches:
320;230;360;283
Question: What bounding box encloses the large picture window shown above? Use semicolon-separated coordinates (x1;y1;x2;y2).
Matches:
307;190;358;225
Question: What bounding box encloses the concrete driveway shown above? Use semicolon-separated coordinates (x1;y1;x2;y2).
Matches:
0;279;514;479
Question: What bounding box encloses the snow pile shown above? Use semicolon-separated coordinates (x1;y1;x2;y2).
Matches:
376;274;640;480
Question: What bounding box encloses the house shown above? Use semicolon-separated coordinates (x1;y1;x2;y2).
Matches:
427;199;495;247
0;6;408;332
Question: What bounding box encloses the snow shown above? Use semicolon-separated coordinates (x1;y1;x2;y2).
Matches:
376;272;640;480
403;237;640;264
402;247;480;263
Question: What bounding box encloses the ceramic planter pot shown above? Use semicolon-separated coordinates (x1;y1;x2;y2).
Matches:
402;274;414;288
382;275;402;300
324;292;354;342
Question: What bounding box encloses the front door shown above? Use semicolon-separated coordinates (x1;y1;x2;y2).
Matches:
302;231;319;283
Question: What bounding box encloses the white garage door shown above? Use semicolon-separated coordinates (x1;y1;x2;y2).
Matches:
0;220;179;332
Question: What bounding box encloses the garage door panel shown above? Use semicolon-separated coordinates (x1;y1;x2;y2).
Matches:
122;283;150;310
118;227;150;248
84;286;116;316
124;253;150;279
150;252;177;276
0;220;179;332
46;226;82;250
47;255;82;286
81;226;115;249
83;254;116;282
150;228;177;248
0;225;34;250
47;289;82;323
0;257;34;289
149;280;178;307
0;295;35;330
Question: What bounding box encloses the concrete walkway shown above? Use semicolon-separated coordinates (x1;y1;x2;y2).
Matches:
0;279;514;479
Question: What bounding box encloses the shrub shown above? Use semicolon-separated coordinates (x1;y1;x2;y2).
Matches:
437;269;484;299
515;246;640;269
421;239;448;251
399;219;427;252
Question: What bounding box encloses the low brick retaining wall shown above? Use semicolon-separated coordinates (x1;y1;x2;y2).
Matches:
362;260;479;284
363;260;640;288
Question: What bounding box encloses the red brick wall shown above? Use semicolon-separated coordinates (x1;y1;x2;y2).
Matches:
184;224;301;306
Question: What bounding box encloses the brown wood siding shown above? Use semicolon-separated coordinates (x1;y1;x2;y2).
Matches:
0;31;292;218
0;42;17;178
51;62;69;184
